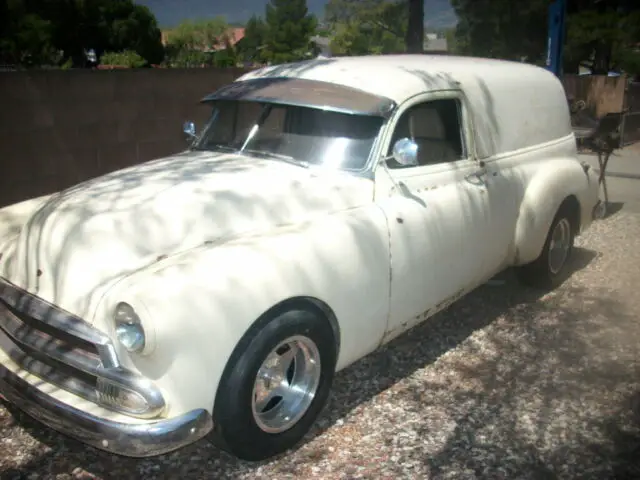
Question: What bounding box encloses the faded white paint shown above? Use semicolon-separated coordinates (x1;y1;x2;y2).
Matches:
0;55;600;422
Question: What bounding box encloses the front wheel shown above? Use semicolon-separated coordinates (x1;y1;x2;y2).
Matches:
516;205;575;289
210;309;337;461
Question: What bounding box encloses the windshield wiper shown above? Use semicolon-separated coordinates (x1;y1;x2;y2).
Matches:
241;149;309;168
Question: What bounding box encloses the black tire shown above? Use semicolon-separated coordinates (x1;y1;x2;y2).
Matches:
515;203;576;290
209;309;337;461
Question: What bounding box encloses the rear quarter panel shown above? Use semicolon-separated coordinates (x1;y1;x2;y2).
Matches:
505;136;599;265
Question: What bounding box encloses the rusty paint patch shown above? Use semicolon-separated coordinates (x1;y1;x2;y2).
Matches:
36;269;42;277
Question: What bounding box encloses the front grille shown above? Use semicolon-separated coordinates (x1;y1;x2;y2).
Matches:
4;299;100;357
0;282;110;405
0;277;166;418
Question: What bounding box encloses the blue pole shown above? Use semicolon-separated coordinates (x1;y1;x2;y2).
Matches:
546;0;567;77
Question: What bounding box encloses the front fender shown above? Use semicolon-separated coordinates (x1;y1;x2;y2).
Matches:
92;205;391;418
513;157;598;266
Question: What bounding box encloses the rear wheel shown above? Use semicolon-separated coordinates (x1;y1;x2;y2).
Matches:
516;204;576;289
210;309;337;461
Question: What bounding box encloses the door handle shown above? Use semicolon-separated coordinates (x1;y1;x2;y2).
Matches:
465;170;487;185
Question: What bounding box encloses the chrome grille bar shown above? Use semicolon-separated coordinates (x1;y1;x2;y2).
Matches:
0;280;109;346
0;279;119;368
0;301;102;373
0;327;98;403
0;277;166;418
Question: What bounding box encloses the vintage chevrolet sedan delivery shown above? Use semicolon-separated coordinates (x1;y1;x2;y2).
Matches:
0;55;601;460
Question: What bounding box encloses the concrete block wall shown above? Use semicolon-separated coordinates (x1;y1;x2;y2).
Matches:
0;68;249;207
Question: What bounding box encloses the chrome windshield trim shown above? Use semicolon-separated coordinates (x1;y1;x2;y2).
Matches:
0;364;213;458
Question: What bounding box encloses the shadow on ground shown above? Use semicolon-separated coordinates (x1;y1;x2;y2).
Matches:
2;247;640;478
603;201;625;219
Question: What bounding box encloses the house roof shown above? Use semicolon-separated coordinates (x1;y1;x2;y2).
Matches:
226;28;246;46
160;27;245;51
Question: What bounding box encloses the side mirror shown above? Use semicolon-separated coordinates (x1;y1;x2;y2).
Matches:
183;121;196;139
391;137;418;167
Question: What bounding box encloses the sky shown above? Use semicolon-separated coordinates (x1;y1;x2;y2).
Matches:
136;0;458;30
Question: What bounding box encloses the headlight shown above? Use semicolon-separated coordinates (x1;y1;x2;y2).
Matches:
114;302;145;353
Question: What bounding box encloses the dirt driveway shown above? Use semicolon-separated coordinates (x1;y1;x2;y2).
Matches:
2;209;640;479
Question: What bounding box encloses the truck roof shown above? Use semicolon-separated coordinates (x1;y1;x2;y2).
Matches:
238;55;573;159
238;55;554;105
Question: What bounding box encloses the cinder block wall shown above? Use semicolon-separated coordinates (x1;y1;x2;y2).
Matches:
0;68;249;208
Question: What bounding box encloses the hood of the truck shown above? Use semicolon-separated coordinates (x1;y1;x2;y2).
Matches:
0;150;373;320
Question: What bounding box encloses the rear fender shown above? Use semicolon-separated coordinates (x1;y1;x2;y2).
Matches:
513;158;595;266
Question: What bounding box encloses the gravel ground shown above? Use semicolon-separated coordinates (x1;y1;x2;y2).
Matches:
2;210;640;479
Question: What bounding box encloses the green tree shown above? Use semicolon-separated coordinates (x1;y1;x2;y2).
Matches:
167;17;229;52
564;5;640;74
452;0;640;74
263;0;317;63
237;15;267;63
0;12;59;66
164;17;230;67
451;0;548;62
0;0;59;66
443;27;458;54
105;4;164;64
214;37;239;67
49;0;164;66
0;0;164;67
324;0;406;56
406;0;424;53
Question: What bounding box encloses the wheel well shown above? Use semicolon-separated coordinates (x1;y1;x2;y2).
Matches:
560;194;581;235
233;297;341;359
213;297;341;415
258;297;341;353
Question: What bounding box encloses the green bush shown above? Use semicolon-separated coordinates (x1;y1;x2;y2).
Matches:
100;50;146;68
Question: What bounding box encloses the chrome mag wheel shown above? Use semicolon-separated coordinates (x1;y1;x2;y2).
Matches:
548;217;572;274
251;335;322;434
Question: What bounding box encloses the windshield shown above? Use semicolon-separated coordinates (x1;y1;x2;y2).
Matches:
193;100;384;170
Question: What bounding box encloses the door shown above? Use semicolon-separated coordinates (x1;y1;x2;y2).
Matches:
374;93;510;340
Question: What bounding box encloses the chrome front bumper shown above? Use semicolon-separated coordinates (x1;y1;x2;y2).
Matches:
0;276;213;456
0;363;213;457
0;277;170;420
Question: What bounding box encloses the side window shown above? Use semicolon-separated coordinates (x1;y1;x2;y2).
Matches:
387;98;466;169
